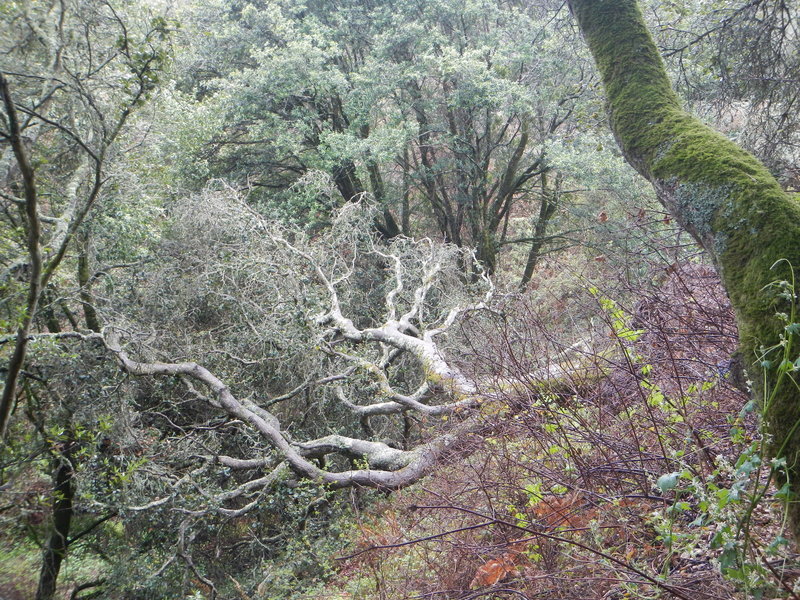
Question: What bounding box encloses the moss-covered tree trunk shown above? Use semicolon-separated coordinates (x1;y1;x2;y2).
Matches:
568;0;800;535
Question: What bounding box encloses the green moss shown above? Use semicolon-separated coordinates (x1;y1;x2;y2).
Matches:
670;180;732;244
571;0;800;536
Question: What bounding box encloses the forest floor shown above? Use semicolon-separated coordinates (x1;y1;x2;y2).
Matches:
3;259;799;600
318;260;800;600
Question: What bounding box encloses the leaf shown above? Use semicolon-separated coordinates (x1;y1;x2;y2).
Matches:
739;399;756;416
469;554;520;589
531;492;594;528
719;545;740;573
656;472;680;493
774;482;791;500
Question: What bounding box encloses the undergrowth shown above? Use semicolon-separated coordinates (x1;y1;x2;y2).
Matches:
5;256;799;600
324;260;800;600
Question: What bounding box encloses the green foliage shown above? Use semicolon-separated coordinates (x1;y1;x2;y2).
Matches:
639;265;800;598
166;0;593;275
3;0;800;598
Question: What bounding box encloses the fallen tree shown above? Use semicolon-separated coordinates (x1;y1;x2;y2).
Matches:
98;196;494;509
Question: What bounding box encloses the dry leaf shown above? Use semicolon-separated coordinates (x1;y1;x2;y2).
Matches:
469;553;520;588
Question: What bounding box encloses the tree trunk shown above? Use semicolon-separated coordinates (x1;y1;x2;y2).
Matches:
0;74;43;439
36;446;75;600
569;0;800;536
520;172;560;288
474;231;498;277
77;232;101;333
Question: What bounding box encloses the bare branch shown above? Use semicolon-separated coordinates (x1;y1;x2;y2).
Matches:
183;463;289;518
103;328;477;490
263;370;355;408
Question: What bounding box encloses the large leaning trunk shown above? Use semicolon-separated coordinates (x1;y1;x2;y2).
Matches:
568;0;800;535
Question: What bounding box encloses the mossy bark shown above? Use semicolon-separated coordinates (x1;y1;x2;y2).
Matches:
569;0;800;535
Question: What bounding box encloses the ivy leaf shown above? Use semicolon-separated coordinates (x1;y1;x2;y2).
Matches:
657;472;680;493
767;535;790;554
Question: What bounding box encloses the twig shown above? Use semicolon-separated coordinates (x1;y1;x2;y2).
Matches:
409;504;694;600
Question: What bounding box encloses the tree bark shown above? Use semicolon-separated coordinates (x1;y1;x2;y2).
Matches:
0;74;43;439
569;0;800;536
36;445;75;600
520;172;560;288
77;232;101;333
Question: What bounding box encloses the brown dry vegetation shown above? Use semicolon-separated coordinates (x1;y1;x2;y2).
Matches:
321;259;800;600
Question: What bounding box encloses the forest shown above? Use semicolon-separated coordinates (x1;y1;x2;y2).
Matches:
1;0;800;598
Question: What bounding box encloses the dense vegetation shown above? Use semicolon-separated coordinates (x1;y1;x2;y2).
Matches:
1;0;799;598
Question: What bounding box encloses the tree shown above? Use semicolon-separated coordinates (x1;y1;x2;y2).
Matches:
0;1;173;596
375;0;581;274
176;0;587;275
568;0;800;537
104;195;492;491
0;0;171;437
653;0;799;186
2;192;494;596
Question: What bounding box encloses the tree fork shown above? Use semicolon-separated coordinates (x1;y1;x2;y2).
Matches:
568;0;800;536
